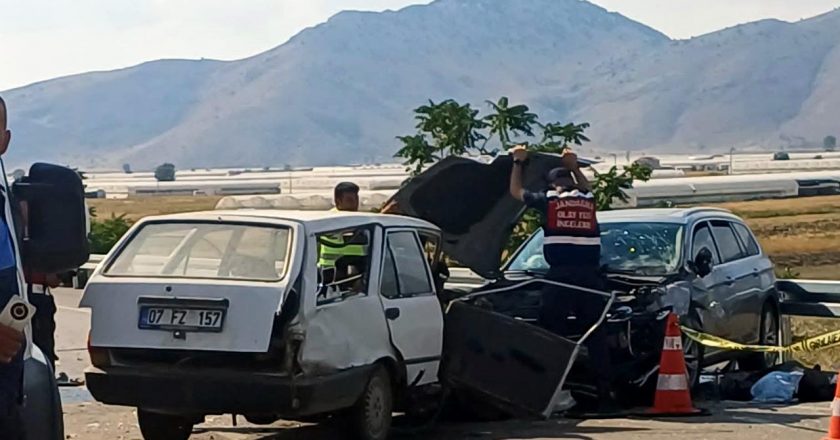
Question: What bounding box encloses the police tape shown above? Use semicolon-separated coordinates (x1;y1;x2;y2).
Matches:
680;325;840;354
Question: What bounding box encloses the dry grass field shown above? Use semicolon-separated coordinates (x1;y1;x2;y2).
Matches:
89;196;222;221
716;196;840;279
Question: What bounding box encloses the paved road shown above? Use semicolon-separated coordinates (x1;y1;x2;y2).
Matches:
53;288;834;440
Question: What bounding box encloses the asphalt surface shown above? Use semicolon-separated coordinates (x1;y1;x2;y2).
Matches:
53;287;835;440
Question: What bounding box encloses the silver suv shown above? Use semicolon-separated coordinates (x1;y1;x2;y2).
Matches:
507;207;780;376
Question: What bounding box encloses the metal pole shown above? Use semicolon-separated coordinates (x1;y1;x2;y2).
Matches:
729;147;735;175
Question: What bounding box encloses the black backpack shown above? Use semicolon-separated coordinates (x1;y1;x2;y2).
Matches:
12;163;90;273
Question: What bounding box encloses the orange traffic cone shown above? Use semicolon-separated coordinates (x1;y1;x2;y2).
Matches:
648;313;704;416
823;373;840;439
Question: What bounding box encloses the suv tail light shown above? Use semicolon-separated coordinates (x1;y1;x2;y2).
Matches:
87;331;111;368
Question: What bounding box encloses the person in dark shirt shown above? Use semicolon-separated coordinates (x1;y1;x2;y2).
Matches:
509;145;615;411
0;96;26;438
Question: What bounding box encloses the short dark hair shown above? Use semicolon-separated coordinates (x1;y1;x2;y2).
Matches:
334;182;360;200
0;96;6;127
547;167;572;182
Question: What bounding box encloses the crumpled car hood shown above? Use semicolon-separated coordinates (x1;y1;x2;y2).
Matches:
390;154;595;279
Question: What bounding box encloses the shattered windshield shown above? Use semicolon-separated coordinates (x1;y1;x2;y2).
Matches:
507;222;684;276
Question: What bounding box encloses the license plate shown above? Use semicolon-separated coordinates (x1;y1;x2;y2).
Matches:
138;306;225;332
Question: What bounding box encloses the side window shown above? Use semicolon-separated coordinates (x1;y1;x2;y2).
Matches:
418;232;441;271
382;231;433;298
733;223;760;256
380;245;399;299
711;221;745;263
692;223;720;264
316;226;372;305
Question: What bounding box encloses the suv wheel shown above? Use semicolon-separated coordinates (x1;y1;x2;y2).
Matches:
681;313;704;389
741;303;780;371
350;366;393;440
137;410;194;440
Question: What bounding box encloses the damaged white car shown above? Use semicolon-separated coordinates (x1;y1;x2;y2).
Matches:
82;210;458;440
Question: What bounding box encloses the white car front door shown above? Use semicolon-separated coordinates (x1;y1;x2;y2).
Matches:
378;229;444;386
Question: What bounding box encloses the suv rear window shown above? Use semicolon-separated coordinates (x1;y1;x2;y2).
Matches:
106;222;292;281
711;221;745;263
733;223;760;256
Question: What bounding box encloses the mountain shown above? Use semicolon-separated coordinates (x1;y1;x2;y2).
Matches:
2;0;838;169
563;11;840;151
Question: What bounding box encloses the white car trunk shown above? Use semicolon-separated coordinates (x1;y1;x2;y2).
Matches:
82;277;286;352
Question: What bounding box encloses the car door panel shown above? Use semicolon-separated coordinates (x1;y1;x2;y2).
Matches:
691;265;733;339
379;230;444;386
733;222;775;343
711;221;761;343
689;222;734;340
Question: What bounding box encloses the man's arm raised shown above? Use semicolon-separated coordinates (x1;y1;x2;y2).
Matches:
510;145;528;202
563;149;592;192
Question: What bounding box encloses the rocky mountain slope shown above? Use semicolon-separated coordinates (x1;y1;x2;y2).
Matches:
3;0;838;168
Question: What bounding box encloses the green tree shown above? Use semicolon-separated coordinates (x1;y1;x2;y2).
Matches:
825;135;837;152
591;163;653;211
89;214;132;254
532;122;591;154
484;97;538;149
415;100;487;155
396;134;436;176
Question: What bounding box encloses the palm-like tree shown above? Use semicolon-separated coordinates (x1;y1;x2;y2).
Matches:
395;134;435;176
532;122;592;154
484;97;538;149
415;100;486;156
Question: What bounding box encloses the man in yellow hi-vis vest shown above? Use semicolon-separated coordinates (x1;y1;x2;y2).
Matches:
319;182;367;270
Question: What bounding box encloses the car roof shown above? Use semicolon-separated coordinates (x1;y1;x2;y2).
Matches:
139;209;441;233
598;207;743;224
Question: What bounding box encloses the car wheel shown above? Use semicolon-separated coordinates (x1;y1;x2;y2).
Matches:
741;303;780;371
137;410;194;440
350;366;393;440
681;313;704;390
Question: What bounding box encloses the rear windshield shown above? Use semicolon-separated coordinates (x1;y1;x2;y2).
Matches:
105;222;292;281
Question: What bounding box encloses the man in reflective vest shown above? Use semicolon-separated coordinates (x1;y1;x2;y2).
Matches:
509;145;615;411
319;182;367;275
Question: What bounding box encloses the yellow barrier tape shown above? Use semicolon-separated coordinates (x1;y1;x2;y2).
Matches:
680;326;840;354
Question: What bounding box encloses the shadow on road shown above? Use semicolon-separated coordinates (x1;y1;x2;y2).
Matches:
634;403;827;435
192;404;827;439
197;418;651;440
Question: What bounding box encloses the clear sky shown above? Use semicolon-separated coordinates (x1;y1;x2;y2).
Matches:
1;0;838;91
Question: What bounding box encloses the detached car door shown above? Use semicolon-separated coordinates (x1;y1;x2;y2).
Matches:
378;229;444;386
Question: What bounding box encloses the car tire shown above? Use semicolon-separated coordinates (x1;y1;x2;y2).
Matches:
137;410;194;440
350;366;393;440
681;313;704;390
740;303;780;371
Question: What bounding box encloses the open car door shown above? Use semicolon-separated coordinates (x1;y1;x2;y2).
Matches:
443;301;580;417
